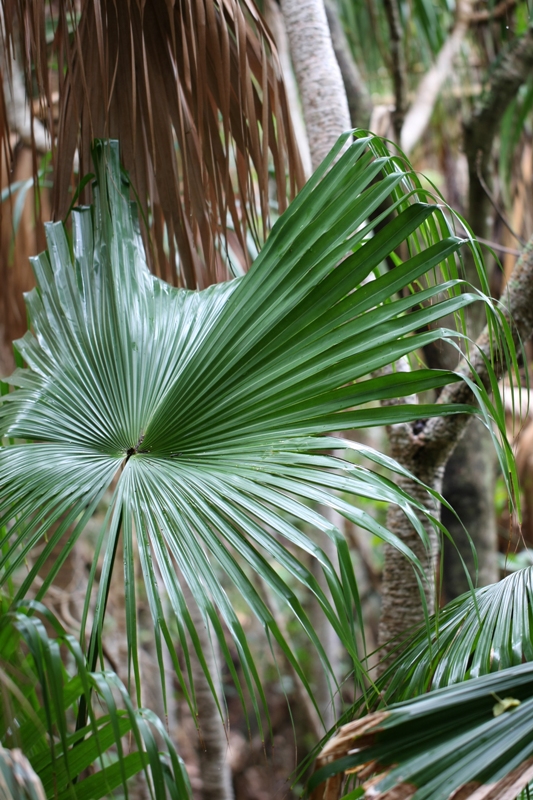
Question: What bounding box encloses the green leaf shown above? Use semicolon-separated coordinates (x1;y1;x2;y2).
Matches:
0;605;191;800
0;135;506;724
310;663;533;799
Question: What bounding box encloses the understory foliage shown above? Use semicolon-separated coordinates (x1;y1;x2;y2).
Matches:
0;135;511;797
310;568;533;799
0;603;190;800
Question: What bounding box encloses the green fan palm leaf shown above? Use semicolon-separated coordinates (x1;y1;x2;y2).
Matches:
0;135;504;725
372;565;533;704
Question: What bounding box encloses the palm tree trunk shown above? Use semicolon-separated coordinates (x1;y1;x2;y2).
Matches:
279;0;350;170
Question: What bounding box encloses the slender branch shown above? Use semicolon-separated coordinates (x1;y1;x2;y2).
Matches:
475;152;527;245
464;27;533;238
400;0;473;155
469;0;517;23
383;0;408;141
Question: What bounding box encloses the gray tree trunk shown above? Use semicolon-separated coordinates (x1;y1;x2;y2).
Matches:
279;0;351;170
323;0;372;130
378;428;443;658
184;585;234;800
442;420;498;600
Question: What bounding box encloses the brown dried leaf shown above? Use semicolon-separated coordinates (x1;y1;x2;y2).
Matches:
0;0;305;288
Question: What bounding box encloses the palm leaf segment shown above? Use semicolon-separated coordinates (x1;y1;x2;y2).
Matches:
310;662;533;800
378;564;533;702
0;136;492;723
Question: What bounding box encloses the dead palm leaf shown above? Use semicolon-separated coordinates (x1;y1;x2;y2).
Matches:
1;0;304;287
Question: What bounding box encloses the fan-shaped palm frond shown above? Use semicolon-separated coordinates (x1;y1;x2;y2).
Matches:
310;662;533;800
1;0;304;287
0;134;504;728
0;602;190;800
368;565;533;705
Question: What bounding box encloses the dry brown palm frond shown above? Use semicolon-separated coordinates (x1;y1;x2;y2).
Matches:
0;0;304;288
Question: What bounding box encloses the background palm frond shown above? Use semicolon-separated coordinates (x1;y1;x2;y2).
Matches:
1;0;304;287
373;564;533;704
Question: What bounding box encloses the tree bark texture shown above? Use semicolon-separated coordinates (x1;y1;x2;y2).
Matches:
323;0;372;130
184;585;234;800
442;419;498;600
280;0;351;170
378;425;443;658
378;233;533;658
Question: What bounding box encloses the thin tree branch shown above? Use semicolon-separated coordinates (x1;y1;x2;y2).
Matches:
400;0;472;155
1;47;51;153
383;0;408;141
469;0;517;23
475;152;527;246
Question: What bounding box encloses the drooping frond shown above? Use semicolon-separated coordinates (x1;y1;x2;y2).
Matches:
0;0;305;287
374;565;533;703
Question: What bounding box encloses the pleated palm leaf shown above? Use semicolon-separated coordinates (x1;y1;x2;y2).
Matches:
0;134;505;730
1;0;304;288
310;662;533;800
308;568;533;798
375;564;533;703
0;601;190;800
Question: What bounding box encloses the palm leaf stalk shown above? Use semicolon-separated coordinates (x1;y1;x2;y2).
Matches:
0;134;507;733
0;601;191;800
